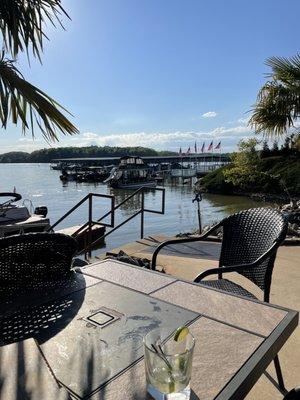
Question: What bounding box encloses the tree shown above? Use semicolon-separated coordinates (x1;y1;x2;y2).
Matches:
272;140;279;152
261;140;270;158
224;138;262;190
0;1;78;141
282;136;291;151
249;54;300;138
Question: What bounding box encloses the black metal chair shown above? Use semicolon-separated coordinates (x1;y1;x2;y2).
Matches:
284;387;300;400
151;207;289;392
0;232;78;285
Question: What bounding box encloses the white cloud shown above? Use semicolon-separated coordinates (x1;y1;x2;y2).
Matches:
211;125;251;138
82;132;98;139
68;124;253;151
70;131;205;149
237;117;249;125
202;111;217;118
1;122;255;154
18;137;42;143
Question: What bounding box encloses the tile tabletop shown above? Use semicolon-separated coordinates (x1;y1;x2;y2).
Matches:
81;259;176;293
0;259;298;400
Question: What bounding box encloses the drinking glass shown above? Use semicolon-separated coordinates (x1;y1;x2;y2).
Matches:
144;327;195;400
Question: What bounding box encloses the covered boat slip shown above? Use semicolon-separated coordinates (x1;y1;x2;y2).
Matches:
0;259;297;400
104;156;157;189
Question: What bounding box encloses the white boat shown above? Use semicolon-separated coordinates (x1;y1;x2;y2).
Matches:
0;192;50;237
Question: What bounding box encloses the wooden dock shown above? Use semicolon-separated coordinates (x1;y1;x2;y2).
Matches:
57;224;106;252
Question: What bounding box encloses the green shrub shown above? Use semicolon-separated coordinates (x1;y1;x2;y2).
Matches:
200;165;234;194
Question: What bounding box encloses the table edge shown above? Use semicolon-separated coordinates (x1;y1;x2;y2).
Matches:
214;310;299;400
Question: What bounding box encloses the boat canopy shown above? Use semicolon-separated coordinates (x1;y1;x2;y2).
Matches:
119;156;145;165
119;156;150;169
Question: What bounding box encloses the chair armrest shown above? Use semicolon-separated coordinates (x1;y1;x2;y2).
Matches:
194;263;255;282
194;240;280;282
151;221;222;270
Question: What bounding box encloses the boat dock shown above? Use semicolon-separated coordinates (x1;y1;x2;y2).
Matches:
51;153;230;167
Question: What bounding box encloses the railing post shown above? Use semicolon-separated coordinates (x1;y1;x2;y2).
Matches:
88;194;93;259
141;190;144;239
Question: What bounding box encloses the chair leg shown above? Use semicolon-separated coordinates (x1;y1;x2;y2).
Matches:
274;355;286;393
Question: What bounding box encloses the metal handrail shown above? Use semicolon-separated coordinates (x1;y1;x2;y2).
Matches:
84;187;165;258
48;193;115;232
48;187;165;260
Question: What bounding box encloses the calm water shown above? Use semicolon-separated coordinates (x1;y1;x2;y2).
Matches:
0;164;272;254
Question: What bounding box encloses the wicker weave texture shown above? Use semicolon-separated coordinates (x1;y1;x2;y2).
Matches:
219;207;287;291
202;279;257;299
0;233;78;283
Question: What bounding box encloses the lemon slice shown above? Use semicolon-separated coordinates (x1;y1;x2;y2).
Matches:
173;326;189;342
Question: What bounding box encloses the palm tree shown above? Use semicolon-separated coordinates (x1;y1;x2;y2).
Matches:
250;54;300;137
0;0;78;141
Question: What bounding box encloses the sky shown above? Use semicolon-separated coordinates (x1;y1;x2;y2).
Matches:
1;0;300;154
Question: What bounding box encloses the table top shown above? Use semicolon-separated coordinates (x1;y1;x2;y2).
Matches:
0;259;298;400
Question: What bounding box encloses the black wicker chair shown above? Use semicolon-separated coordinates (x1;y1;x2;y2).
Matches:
284;387;300;400
151;207;289;392
0;232;78;285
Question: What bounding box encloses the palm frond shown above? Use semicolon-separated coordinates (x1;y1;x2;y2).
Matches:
0;0;69;59
0;55;78;141
249;81;300;137
266;54;300;85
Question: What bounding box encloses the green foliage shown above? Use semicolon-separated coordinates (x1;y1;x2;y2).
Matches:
0;55;78;141
0;146;177;163
0;0;68;60
224;139;262;190
0;0;78;141
201;138;300;195
200;165;234;194
0;151;30;163
272;140;279;152
250;54;300;137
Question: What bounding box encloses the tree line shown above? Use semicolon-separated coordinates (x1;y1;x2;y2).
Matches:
0;146;177;163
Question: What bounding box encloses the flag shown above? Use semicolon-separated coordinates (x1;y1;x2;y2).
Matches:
194;141;197;153
201;142;205;153
179;147;182;156
186;147;191;154
207;141;213;151
215;141;221;150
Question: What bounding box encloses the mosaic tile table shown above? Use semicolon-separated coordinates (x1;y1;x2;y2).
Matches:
0;259;298;400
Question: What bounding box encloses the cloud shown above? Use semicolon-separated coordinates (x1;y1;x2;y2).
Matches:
237;117;249;125
202;111;217;118
1;122;255;154
69;124;253;151
18;137;42;143
70;131;206;150
211;125;251;138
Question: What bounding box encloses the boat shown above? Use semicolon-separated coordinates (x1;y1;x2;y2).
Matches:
59;166;110;183
0;192;50;237
104;156;157;189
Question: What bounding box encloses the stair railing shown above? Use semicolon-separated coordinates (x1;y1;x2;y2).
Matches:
48;187;165;260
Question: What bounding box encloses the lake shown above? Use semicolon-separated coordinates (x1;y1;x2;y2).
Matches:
0;163;272;254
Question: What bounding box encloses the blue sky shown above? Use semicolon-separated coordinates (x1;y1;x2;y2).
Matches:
1;0;300;154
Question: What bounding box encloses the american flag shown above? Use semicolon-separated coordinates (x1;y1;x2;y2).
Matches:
215;141;221;150
207;141;213;151
201;142;205;153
